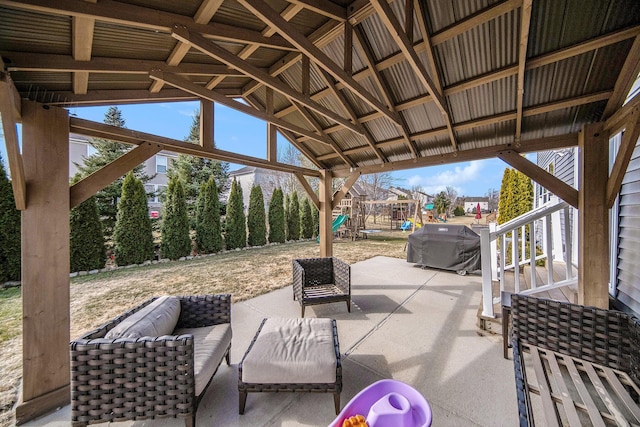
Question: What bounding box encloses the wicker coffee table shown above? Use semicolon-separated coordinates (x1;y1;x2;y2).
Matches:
238;317;342;414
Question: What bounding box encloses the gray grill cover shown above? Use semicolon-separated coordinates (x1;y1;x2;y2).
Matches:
406;224;481;271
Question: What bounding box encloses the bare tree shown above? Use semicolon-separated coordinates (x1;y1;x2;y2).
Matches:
360;172;395;224
446;186;458;209
485;188;499;212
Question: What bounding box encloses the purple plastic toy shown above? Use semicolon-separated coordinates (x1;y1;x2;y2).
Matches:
329;379;432;427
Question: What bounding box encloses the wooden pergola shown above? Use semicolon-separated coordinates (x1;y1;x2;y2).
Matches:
1;0;639;423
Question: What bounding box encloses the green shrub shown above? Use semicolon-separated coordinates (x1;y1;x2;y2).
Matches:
70;189;106;272
196;176;223;253
113;172;154;265
288;191;300;241
312;202;319;238
225;179;246;249
247;185;267;246
453;206;465;216
284;193;291;241
161;176;192;260
0;158;20;282
268;187;285;243
300;198;314;239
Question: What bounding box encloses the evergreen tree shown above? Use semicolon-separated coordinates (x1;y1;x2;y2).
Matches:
268;187;286;244
0;158;21;282
76;106;152;237
113;172;154;265
312;201;319;238
196;176;223;253
167;110;230;225
247;185;267;247
299;198;312;239
225;179;246;249
161;176;192;260
288;191;301;241
70;175;106;272
498;168;517;224
284;193;291;240
434;191;451;216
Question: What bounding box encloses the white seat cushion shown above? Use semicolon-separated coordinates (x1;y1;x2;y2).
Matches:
174;323;232;396
105;296;181;340
241;318;337;384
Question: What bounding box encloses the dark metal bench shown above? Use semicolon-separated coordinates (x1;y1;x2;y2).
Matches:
510;294;640;426
293;257;351;317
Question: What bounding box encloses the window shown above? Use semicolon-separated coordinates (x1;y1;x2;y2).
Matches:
156;155;167;174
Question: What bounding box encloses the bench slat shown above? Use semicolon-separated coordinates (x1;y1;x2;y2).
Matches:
583;362;631;427
601;366;640;423
561;354;606;427
544;349;582;426
530;346;561;427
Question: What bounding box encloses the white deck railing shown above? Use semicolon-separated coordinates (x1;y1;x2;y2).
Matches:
480;196;576;318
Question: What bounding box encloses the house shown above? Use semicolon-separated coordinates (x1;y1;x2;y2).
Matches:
386;186;433;206
227;166;289;212
68;133;178;213
462;197;489;213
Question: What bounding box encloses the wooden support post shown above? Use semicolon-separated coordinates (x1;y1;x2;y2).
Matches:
266;87;277;162
578;123;609;308
319;169;333;257
15;102;71;424
200;99;214;150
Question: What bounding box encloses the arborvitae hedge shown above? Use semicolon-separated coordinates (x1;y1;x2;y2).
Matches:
70;189;106;272
113;172;154;265
196;176;222;253
312;201;319;238
0;159;21;282
268;187;285;243
161;176;192;260
247;185;267;247
284;193;291;240
225;179;246;249
288;191;300;241
300;198;314;239
498;168;515;224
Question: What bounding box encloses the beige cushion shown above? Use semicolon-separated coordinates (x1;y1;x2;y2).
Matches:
174;324;232;396
105;296;181;339
241;318;337;384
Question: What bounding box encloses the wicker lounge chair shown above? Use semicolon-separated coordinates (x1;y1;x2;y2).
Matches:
510;294;640;426
293;257;351;317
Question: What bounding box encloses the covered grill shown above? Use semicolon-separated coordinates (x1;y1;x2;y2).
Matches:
407;224;481;273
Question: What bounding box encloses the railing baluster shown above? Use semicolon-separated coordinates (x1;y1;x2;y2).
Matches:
500;234;506;293
546;213;553;286
513;229;520;293
564;206;573;279
530;220;536;290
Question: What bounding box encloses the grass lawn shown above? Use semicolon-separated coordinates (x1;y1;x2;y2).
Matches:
0;231;410;426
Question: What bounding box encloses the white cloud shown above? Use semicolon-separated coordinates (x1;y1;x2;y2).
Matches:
404;161;485;195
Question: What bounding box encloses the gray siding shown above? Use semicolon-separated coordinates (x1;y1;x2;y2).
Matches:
616;137;640;317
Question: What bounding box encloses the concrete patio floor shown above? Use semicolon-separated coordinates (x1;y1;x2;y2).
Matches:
24;256;518;426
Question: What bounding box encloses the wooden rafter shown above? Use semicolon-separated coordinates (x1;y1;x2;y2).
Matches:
286;0;346;22
371;0;457;151
515;0;533;142
319;68;387;163
150;0;224;93
352;28;418;158
0;0;295;51
70;142;161;208
0;76;26;209
294;172;319;210
149;70;335;149
498;150;578;208
69;117;321;177
332;172;362;210
71;0;96;95
200;99;214;150
332;133;579;178
171;25;364;136
602;35;640;119
243;93;326;170
237;0;401;127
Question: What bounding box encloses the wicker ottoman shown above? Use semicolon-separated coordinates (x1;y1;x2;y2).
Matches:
238;317;342;414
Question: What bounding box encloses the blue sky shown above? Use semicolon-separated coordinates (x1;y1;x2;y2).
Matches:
2;101;508;196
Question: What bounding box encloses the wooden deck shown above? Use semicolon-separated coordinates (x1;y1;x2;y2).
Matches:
478;260;578;335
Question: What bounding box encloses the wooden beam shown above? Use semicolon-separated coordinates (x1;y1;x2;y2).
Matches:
69;116;321;177
332;172;361;210
171;25;364;136
238;0;401;127
344;21;352;76
70;142;161;208
607;107;640;207
430;0;522;45
332;133;579;177
71;7;95;95
318;169;333;257
605;91;640;135
515;0;532;142
603;35;640;119
266;87;277;163
0;0;295;50
578;123;609;308
200;99;214;150
286;0;346;21
319;68;387;162
294;172;319;210
498;150;578;208
0;79;26;209
150;70;335;148
15;101;70;424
